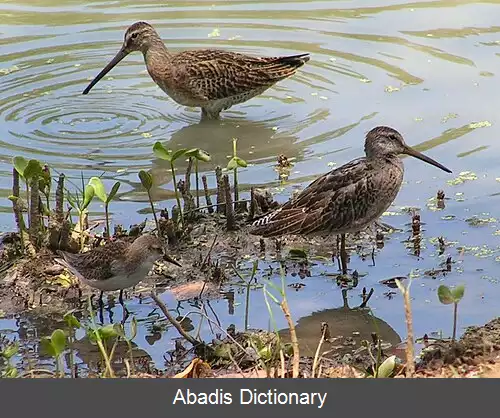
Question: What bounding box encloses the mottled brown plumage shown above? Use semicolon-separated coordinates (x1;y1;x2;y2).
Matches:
250;126;452;238
56;234;181;304
83;21;310;120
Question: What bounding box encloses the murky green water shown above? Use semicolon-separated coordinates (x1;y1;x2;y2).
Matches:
2;0;500;374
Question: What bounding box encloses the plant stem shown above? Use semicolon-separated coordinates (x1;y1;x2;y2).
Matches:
452;302;458;342
195;159;200;208
79;212;85;251
233;168;239;209
401;282;415;377
170;162;184;225
146;189;160;233
150;291;200;346
281;297;299;378
244;279;252;331
104;202;110;240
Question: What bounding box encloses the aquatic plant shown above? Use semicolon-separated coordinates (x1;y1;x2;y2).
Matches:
226;138;247;210
63;310;81;378
88;176;121;239
437;284;465;342
113;317;138;376
66;176;95;251
262;264;299;378
40;329;67;377
231;260;259;331
153;142;188;225
0;340;19;378
11;157;45;250
185;148;211;208
138;170;160;233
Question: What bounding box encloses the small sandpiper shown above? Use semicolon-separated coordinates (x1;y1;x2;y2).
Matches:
56;234;181;307
250;126;452;271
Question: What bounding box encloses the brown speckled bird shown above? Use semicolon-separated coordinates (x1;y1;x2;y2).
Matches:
250;126;452;261
56;234;181;307
82;21;310;120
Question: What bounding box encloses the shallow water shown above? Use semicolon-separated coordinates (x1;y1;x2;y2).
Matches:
1;0;500;374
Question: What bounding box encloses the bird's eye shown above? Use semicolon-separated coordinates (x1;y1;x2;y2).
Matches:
131;32;138;39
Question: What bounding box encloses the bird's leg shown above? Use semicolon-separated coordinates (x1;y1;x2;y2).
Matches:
119;289;124;306
122;305;130;324
340;233;348;275
98;303;104;325
98;291;104;309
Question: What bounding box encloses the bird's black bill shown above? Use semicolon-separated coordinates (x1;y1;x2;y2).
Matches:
404;146;452;173
163;253;182;267
82;47;128;95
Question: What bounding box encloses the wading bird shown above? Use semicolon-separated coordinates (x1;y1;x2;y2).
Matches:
82;21;310;120
250;126;452;272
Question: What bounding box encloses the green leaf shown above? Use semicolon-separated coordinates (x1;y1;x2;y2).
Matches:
89;177;107;203
153;142;172;162
234;156;248;168
50;329;67;356
8;195;19;203
130;317;138;340
23;159;43;180
227;157;238;171
113;323;126;339
66;192;78;210
376;355;396;378
98;324;118;341
63;311;81;330
1;342;19;359
12;156;28;177
40;337;56;357
138;170;153;191
451;285;465;302
186;148;211;162
107;181;121;204
437;285;454;305
171;148;188;162
82;184;95;210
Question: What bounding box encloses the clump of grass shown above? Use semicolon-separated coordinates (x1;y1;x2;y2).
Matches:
66;176;95;251
437;284;465;342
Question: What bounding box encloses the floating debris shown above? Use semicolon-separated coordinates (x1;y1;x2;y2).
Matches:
447;171;478;186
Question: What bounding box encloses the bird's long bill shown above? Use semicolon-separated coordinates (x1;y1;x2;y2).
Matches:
82;47;128;95
403;145;452;173
163;253;182;267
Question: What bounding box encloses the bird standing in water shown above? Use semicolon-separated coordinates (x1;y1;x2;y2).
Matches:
82;21;310;120
56;234;181;313
250;126;452;273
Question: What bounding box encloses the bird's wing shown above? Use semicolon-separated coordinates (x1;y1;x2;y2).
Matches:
250;158;383;237
56;242;128;282
171;50;310;101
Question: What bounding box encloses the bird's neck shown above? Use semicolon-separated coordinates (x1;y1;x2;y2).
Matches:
143;36;172;62
367;153;403;169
